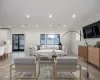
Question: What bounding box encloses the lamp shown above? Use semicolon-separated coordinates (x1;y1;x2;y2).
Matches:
53;31;89;80
61;31;89;80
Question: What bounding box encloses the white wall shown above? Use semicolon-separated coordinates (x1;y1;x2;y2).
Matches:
71;31;85;55
11;29;72;55
0;29;11;45
71;12;100;55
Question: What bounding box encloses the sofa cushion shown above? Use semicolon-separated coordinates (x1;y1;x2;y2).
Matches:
40;45;59;50
56;57;78;72
14;56;37;72
14;56;36;65
56;56;78;64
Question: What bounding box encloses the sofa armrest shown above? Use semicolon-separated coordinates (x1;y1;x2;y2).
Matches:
62;46;67;55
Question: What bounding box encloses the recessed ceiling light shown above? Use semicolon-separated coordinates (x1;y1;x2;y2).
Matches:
36;25;38;27
49;14;52;18
49;25;52;27
72;14;76;18
26;14;30;18
8;25;11;28
64;25;66;27
22;25;25;27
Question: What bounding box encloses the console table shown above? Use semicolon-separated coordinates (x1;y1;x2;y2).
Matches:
78;45;100;70
78;45;88;61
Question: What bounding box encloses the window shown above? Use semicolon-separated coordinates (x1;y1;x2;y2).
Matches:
40;34;45;45
76;31;81;41
40;34;60;45
54;34;60;44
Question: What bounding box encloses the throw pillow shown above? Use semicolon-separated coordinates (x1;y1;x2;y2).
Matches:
37;45;40;50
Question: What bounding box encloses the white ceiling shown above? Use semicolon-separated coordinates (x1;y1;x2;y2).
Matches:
0;0;100;30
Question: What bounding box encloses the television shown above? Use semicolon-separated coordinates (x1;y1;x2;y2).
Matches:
83;21;100;39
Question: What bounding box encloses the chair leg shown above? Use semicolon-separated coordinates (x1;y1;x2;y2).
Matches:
5;54;8;59
55;71;57;80
80;66;82;80
0;56;1;60
10;66;12;80
2;56;4;60
0;55;5;60
4;54;6;59
34;72;36;80
34;67;36;80
54;66;57;80
39;64;40;78
3;54;6;59
39;60;40;76
53;59;57;80
7;54;8;58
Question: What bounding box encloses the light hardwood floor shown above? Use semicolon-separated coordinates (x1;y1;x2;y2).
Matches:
0;52;100;80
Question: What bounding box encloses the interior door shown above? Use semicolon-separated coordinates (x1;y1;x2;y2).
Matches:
12;34;25;51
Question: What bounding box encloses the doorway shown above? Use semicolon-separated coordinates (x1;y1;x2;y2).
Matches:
12;34;25;51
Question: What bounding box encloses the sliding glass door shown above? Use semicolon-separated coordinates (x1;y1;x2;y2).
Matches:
12;34;25;51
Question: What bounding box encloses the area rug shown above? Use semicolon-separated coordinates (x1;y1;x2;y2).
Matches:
3;63;95;80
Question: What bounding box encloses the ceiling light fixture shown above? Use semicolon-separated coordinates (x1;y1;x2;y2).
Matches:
8;25;11;28
36;25;38;27
72;14;76;18
49;25;52;27
26;14;30;18
64;25;66;27
22;25;25;27
49;14;52;18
